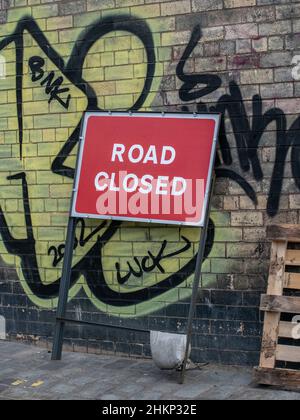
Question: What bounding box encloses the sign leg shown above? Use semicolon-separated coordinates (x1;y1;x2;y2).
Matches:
179;177;215;384
51;217;77;361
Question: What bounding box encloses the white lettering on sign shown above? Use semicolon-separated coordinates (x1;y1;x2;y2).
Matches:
161;146;176;165
94;172;187;196
128;145;144;163
172;177;187;196
111;144;176;165
143;146;157;164
94;172;109;192
95;143;186;197
140;175;154;194
111;143;125;162
156;176;169;196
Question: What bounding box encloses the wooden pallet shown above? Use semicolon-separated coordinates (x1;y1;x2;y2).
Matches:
254;224;300;390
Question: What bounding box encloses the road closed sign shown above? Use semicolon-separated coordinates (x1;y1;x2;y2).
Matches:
72;112;220;226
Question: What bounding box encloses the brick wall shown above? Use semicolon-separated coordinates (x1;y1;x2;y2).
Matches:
0;0;299;366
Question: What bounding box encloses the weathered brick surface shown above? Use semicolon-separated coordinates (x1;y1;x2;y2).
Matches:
0;0;299;367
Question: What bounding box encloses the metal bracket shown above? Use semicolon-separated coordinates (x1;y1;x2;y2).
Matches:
179;174;216;384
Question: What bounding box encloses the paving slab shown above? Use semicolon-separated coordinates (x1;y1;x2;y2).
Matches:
0;340;299;400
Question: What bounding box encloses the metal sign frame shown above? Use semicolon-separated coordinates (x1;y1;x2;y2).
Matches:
71;111;220;227
51;111;220;385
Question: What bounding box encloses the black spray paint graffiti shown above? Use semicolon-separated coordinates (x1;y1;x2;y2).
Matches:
0;15;214;308
177;26;300;216
48;219;108;268
116;236;192;285
29;56;71;109
0;16;298;309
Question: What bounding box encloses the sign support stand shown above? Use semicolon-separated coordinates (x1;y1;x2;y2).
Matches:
51;126;82;361
51;214;77;361
180;175;215;384
51;111;220;370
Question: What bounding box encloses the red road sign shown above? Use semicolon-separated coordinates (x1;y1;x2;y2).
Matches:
72;112;220;226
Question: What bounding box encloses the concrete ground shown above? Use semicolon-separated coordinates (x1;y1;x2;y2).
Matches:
0;340;299;400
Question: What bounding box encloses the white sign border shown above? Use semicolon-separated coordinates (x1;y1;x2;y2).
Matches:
71;112;221;227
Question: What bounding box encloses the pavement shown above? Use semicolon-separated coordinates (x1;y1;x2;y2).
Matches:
0;340;299;400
